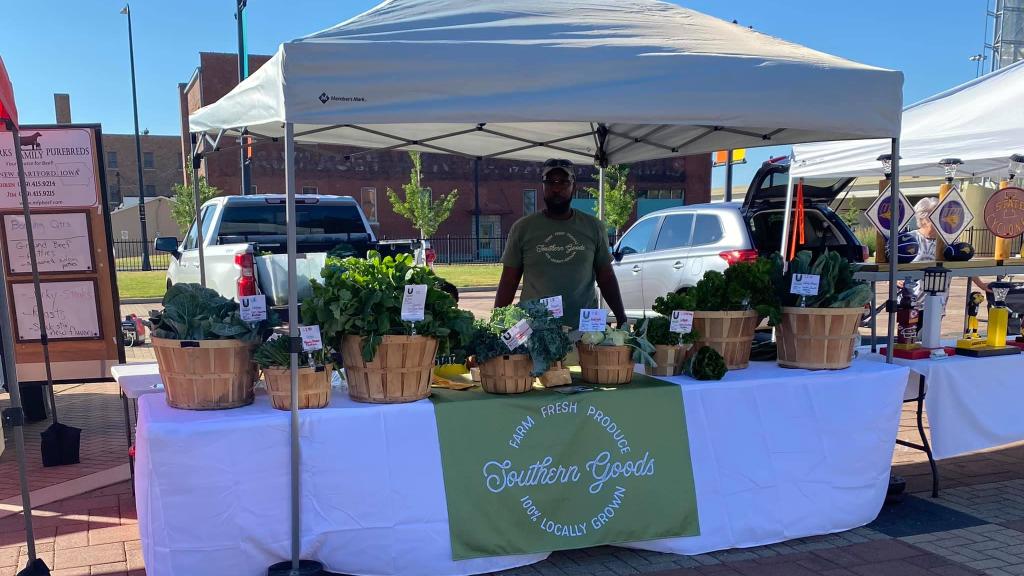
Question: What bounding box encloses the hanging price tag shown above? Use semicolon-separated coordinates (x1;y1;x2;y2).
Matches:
239;295;267;322
790;273;820;296
401;284;428;321
299;325;324;352
540;295;564;318
578;309;608;332
501;319;533;351
670;310;694;334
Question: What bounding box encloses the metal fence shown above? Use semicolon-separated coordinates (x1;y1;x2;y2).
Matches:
961;227;1024;258
114;240;171;271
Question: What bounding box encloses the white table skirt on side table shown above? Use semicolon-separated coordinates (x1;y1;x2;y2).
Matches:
621;359;909;556
124;358;909;576
866;351;1024;460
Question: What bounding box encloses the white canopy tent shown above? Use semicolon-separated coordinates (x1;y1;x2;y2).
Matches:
187;1;905;573
792;58;1024;179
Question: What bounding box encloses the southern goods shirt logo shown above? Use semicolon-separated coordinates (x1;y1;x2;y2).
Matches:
536;232;586;264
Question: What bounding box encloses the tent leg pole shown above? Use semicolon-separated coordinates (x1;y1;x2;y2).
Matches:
1;120;41;564
12;123;59;425
779;157;796;271
191;133;207;287
886;138;901;364
598;167;605;221
285;123;302;574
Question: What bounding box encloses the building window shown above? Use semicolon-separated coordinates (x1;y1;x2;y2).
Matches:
360;187;378;222
424;187;433;202
143;152;154;169
144;184;156;196
523;189;537;215
302;186;318;195
250;184;257;194
107;151;118;169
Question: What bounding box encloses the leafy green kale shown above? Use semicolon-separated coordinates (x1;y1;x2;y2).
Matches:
468;301;572;376
149;283;270;342
684;346;728;381
302;251;475;362
652;257;781;324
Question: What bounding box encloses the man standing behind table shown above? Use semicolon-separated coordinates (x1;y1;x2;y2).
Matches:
494;158;627;328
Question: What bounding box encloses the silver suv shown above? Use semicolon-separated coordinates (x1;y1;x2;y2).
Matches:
611;160;866;318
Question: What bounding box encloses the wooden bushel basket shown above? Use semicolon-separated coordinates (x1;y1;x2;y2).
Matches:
577;343;633;385
480;355;534;394
692;310;760;370
776;307;864;370
651;344;690;377
262;364;333;410
152;337;257;410
342;335;438;403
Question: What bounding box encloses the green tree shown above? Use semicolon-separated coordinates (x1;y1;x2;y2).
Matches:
171;176;222;234
386;151;459;238
584;164;635;234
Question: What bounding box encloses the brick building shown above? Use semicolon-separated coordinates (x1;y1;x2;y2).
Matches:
179;53;711;240
102;133;184;210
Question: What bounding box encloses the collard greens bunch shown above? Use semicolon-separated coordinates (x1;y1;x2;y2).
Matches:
469;301;572;376
150;283;269;342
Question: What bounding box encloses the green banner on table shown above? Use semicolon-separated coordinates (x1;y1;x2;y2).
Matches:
430;373;699;560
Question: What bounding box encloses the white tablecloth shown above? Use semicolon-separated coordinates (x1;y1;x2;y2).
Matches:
867;351;1024;460
622;360;908;555
128;359;908;575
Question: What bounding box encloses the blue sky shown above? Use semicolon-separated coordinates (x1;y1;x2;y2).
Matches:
1;1;994;188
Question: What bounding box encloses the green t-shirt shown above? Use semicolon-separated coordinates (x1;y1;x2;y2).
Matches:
501;210;612;325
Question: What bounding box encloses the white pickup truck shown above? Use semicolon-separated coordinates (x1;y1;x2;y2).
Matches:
154;195;429;310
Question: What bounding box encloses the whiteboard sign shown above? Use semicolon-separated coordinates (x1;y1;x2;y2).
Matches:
3;212;93;274
12;280;101;341
0;129;99;209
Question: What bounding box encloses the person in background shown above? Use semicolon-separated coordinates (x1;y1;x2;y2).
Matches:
906;197;941;311
494;158;627;328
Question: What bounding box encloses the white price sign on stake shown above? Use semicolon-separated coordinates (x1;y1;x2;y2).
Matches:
501;319;533;351
239;295;267;322
790;273;821;296
540;295;564;318
401;284;428;322
299;325;324;352
578;308;608;332
670;310;694;334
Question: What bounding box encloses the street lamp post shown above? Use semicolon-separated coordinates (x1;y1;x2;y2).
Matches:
121;3;151;271
237;0;251;196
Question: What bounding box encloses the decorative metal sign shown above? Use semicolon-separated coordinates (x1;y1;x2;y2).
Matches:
865;185;914;238
984;186;1024;239
929;185;974;246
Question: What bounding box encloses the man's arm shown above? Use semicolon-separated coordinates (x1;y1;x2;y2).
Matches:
596;263;627;328
494;266;523;309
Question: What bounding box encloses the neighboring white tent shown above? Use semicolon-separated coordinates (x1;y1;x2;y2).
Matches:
190;0;903;163
185;1;906;573
792;58;1024;179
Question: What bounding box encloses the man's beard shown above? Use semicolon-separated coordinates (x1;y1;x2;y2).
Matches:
544;196;571;215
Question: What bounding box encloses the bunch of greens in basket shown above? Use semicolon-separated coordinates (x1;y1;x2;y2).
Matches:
578;322;657;367
773;250;873;309
468;301;572;376
684;346;728;381
302;251;474;362
637;316;700;347
254;333;332;369
149;283;272;342
652;257;781;325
